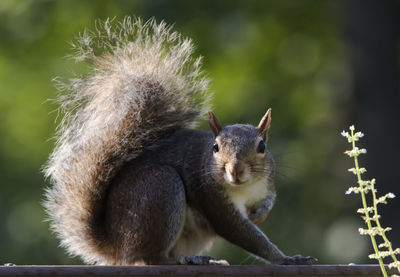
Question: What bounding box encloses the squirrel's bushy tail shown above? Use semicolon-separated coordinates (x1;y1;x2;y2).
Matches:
43;17;211;264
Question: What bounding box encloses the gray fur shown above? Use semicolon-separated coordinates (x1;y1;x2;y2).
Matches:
106;165;186;264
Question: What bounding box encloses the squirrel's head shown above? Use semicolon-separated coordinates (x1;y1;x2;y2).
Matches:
208;109;274;187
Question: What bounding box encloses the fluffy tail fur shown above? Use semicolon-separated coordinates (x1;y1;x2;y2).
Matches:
43;17;211;264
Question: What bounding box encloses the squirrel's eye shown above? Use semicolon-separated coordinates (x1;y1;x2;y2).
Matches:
257;140;265;153
213;142;219;153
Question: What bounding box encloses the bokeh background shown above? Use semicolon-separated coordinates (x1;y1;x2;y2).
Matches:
0;0;399;265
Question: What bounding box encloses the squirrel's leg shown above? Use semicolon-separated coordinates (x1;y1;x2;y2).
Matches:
167;205;227;265
106;165;186;265
198;188;314;265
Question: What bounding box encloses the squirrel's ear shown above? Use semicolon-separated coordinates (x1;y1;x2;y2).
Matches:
257;108;271;141
208;111;222;137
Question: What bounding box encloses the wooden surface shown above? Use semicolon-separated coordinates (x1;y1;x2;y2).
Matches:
0;265;395;277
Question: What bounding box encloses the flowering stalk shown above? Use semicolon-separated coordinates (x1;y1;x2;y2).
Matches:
342;125;400;277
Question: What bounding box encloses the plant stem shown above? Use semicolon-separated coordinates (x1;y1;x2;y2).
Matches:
370;183;400;273
350;128;388;277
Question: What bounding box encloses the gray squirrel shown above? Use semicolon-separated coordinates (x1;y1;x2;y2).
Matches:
43;17;313;266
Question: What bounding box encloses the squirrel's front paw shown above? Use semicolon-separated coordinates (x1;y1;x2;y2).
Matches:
248;207;270;225
278;255;316;265
178;255;229;265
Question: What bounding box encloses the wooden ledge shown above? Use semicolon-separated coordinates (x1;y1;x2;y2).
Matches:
0;265;395;277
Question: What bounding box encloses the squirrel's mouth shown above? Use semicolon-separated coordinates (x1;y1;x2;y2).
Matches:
228;180;248;187
224;172;251;186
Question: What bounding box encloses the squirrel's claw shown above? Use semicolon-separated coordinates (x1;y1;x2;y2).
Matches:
279;255;316;265
178;255;229;265
209;259;230;266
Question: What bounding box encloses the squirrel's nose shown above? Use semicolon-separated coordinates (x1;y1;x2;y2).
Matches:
229;168;237;180
228;162;245;183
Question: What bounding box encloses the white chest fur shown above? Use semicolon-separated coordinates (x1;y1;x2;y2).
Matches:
226;178;270;217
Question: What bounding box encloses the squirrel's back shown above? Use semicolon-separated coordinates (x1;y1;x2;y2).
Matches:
43;17;211;264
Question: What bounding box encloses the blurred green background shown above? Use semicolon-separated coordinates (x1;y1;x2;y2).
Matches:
0;0;399;265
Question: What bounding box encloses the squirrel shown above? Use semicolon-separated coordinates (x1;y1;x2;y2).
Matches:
43;17;313;266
